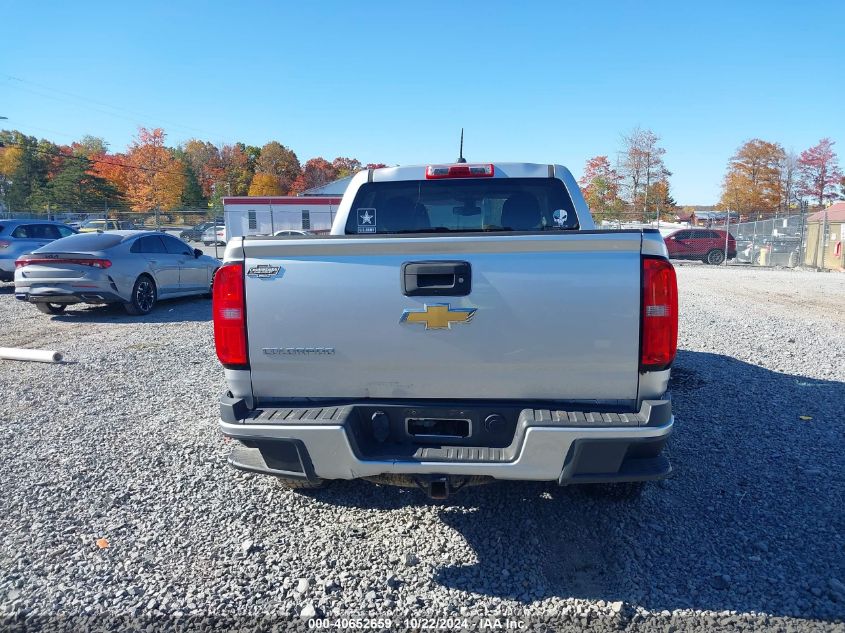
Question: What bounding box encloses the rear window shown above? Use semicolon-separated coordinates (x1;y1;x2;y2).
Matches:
38;232;124;252
12;224;62;239
344;177;578;234
130;236;168;254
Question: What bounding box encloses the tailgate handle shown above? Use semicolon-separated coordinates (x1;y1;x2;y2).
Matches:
402;261;471;296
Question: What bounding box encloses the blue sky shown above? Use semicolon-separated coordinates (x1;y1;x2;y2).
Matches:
2;0;843;204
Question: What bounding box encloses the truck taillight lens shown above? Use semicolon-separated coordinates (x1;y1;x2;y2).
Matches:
213;263;249;369
640;256;678;371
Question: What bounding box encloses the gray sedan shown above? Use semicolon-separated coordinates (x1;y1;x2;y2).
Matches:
14;231;220;316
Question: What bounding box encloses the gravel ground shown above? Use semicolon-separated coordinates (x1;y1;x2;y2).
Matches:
0;265;843;632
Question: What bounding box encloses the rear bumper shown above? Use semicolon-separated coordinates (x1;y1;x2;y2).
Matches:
15;285;124;304
219;395;673;484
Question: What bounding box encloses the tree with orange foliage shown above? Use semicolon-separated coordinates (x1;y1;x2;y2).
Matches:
182;139;223;198
331;157;363;178
220;144;252;196
718;139;785;216
289;158;337;194
124;128;185;212
248;173;283;196
256;142;300;193
578;156;623;222
89;152;131;197
0;146;24;183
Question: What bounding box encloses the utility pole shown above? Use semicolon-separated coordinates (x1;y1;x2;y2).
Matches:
724;208;731;266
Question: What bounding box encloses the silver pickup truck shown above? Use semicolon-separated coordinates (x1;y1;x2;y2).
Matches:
213;162;677;499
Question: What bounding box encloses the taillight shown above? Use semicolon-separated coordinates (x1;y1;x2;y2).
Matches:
15;257;112;269
213;263;248;368
425;163;494;179
640;256;678;371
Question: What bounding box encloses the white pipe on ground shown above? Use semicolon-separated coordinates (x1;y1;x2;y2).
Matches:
0;348;63;363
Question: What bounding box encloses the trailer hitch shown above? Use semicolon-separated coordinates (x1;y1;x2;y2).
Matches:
414;475;460;500
362;474;492;497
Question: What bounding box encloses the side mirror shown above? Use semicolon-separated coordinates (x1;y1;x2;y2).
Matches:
194;248;203;258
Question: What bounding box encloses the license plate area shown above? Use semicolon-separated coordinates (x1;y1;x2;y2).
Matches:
406;417;470;439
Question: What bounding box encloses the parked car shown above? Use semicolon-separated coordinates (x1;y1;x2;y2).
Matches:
202;225;226;246
0;220;78;282
78;218;136;232
273;229;314;236
180;219;224;242
735;236;755;263
65;215;90;230
664;228;736;265
737;235;801;267
14;231;220;315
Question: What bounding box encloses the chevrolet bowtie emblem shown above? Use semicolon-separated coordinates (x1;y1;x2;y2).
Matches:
400;303;477;330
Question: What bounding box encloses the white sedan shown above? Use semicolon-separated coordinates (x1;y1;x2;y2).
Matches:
273;229;314;237
202;225;226;246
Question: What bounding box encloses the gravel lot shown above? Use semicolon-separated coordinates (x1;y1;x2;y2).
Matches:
0;265;843;632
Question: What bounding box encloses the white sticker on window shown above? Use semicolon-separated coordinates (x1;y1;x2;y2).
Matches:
553;209;568;227
357;208;377;233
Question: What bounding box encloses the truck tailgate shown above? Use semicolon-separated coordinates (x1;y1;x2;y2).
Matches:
242;232;642;401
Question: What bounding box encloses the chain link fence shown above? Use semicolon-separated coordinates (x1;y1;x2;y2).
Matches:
4;206;844;271
730;212;843;270
0;208;227;259
730;214;805;268
0;208;220;230
594;208;843;271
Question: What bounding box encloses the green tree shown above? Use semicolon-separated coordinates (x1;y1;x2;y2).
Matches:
172;148;207;208
26;182;51;211
180;163;205;208
48;156;122;212
74;135;109;158
240;143;261;173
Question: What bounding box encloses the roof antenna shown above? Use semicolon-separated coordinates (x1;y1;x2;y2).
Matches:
456;128;466;163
